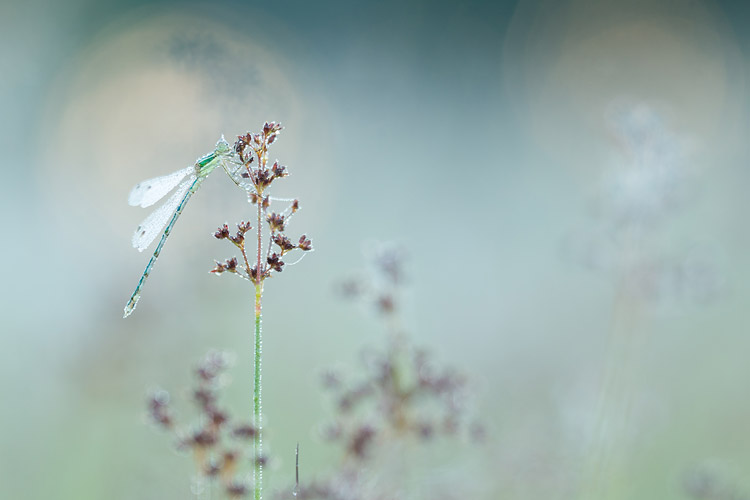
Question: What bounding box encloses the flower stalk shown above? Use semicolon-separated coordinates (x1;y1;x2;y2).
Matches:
253;281;263;500
211;122;312;499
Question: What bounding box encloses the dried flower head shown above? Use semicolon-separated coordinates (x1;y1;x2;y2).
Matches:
296;248;482;500
212;122;312;286
146;351;260;495
214;224;231;240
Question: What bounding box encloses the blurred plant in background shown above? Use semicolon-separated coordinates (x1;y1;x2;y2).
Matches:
563;102;723;305
147;351;258;498
561;102;726;498
288;243;483;500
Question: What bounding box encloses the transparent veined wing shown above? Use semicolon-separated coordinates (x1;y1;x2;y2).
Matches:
128;165;194;208
132;176;195;251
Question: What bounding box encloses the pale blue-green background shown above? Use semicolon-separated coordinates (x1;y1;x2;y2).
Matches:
2;0;750;498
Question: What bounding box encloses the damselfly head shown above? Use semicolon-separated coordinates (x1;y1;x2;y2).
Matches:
215;136;231;155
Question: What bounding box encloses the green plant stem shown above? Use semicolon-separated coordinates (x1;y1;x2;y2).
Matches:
253;182;264;500
254;282;263;500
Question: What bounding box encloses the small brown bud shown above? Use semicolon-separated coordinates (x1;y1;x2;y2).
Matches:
192;428;217;448
266;213;285;232
377;295;394;314
271;162;287;178
209;409;227;427
272;234;295;252
234;138;246;162
267;253;284;272
193;388;215;408
223;450;238;464
225;257;238;272
231;424;257;439
229;232;244;245
298;235;312;251
214;224;230;239
147;391;172;428
349;425;376;458
255;168;273;189
226;481;249;498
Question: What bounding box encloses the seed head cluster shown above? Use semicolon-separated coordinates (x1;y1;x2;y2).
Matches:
287;248;484;499
147;351;258;499
320;341;474;463
211;122;312;283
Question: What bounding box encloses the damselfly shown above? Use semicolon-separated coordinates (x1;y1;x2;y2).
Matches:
123;137;243;318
